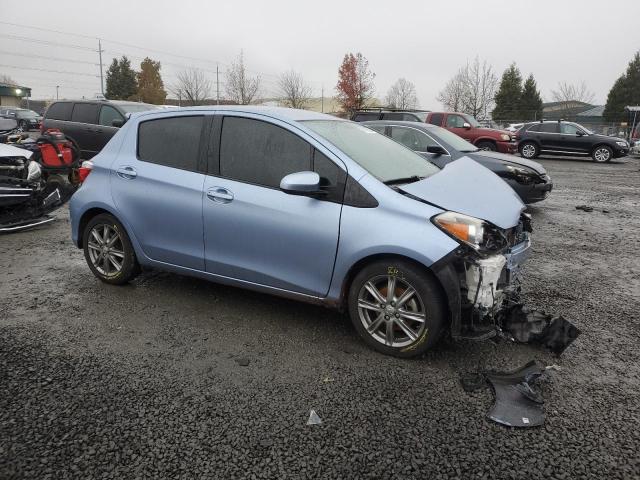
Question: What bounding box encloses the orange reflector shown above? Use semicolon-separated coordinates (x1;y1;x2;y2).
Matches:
438;221;470;242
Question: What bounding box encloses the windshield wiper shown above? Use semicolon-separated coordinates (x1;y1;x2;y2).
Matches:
383;175;423;186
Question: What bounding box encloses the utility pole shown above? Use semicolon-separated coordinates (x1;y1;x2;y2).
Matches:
216;64;220;105
321;85;324;113
56;85;59;100
98;39;104;96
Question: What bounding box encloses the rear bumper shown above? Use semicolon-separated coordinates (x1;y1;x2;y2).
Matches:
497;141;518;154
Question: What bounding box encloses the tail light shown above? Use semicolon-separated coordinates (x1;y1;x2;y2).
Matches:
78;160;93;183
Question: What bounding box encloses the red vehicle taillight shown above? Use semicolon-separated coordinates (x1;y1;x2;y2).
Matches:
78;160;93;183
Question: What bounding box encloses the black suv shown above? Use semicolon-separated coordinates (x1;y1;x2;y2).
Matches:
42;100;158;158
517;120;629;162
0;107;42;131
351;108;430;123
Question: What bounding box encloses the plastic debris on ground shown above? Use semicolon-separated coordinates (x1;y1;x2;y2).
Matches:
307;410;322;425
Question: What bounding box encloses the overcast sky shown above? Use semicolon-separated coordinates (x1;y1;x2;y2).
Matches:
1;0;639;108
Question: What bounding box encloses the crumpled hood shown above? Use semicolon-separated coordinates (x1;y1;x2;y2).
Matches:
0;143;33;159
470;150;546;174
400;157;525;229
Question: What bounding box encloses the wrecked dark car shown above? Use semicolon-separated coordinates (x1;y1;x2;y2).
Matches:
0;140;78;233
0;117;28;144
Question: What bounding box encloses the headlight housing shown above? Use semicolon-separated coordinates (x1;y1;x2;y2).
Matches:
500;134;511;141
616;141;628;147
433;211;510;253
505;164;536;184
26;160;41;182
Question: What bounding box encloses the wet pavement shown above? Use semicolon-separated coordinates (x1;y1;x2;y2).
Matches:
1;155;639;479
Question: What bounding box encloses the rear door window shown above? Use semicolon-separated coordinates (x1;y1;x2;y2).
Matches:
99;105;124;127
219;116;311;188
46;102;73;121
71;103;99;124
138;115;204;172
539;123;559;133
428;113;443;126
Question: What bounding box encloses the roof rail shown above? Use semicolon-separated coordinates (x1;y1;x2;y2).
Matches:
355;107;431;113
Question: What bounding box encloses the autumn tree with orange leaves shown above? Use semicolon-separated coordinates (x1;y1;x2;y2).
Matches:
336;52;375;112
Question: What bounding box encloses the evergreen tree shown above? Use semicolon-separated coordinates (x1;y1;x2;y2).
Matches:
604;52;640;122
105;56;138;100
137;57;166;104
520;74;543;121
492;63;523;121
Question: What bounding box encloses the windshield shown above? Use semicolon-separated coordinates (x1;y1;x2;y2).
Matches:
17;110;39;118
303;120;439;183
429;125;479;152
117;103;159;113
462;114;480;127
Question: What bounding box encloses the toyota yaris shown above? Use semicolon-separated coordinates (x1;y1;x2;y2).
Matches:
70;107;531;357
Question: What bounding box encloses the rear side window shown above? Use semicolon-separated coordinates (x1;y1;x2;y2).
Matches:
71;103;99;124
220;116;311;188
539;123;558;133
353;113;380;122
428;113;443;126
46;102;73;121
138;116;204;172
99;105;124;127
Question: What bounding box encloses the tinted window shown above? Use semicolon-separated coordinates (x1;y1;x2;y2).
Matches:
365;125;386;134
138;116;203;172
539;123;558;133
353;113;380;122
390;127;438;151
71;103;99;124
428;113;443;126
313;149;346;203
46;102;73;121
220;117;311;188
446;115;466;128
99;105;124;127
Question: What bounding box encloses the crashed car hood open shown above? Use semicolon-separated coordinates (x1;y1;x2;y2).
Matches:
0;143;33;159
470;150;546;175
400;157;525;229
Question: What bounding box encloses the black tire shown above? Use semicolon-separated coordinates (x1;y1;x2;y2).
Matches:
82;213;140;285
592;145;612;163
519;141;539;159
477;141;497;151
347;259;446;358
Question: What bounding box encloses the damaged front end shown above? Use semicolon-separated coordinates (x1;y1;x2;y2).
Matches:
431;211;533;340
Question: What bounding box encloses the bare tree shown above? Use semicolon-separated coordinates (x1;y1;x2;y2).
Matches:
551;81;595;104
386;78;419;109
224;51;260;105
171;68;211;105
0;74;18;85
278;70;313;109
437;57;498;119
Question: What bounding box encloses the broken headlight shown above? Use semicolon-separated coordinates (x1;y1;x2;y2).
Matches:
433;211;508;254
504;164;536;184
26;161;42;182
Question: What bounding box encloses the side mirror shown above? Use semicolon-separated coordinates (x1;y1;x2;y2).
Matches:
426;145;447;156
576;130;585;136
280;171;323;196
111;118;125;128
463;122;471;129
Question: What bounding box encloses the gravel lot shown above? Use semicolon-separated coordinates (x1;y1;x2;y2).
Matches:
1;155;640;479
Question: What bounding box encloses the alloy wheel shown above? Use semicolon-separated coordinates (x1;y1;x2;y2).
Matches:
357;274;427;348
594;147;611;162
87;224;125;277
522;144;536;158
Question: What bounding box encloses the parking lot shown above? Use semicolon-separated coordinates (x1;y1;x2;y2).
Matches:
1;154;639;479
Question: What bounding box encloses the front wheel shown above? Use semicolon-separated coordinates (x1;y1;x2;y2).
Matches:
592;145;612;163
477;141;497;151
83;213;140;285
348;259;446;358
519;141;539;159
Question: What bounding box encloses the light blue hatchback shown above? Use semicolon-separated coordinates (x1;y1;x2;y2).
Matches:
70;106;531;357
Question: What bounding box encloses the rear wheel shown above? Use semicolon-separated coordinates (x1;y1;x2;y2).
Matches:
348;259;446;358
519;141;539;159
592;145;612;163
83;213;140;285
477;141;497;151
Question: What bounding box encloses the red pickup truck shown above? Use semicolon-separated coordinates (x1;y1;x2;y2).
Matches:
425;112;517;154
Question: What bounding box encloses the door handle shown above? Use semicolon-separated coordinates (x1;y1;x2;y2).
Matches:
207;187;234;203
116;166;137;179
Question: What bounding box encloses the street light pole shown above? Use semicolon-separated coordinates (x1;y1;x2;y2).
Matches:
98;39;104;96
56;86;59;100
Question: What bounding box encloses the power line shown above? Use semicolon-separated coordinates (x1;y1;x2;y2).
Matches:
0;49;98;66
0;33;96;52
0;63;99;77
